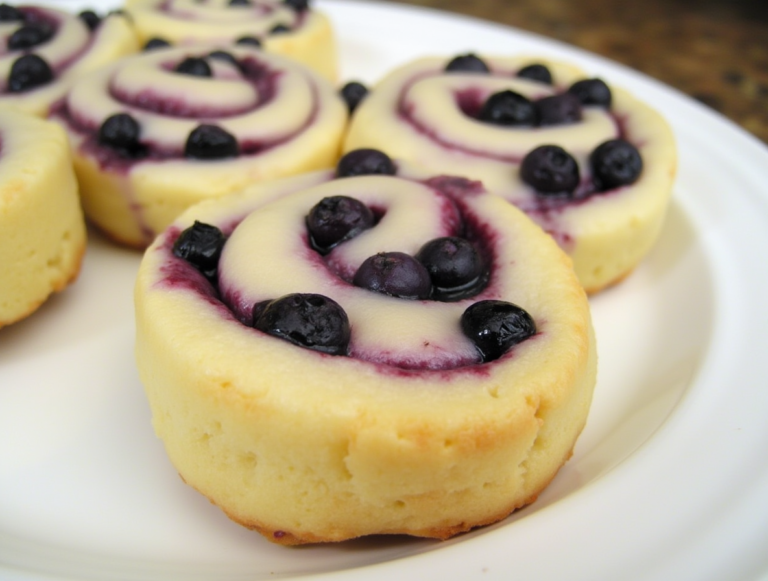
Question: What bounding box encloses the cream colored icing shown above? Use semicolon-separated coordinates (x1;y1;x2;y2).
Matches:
67;47;318;153
219;175;480;369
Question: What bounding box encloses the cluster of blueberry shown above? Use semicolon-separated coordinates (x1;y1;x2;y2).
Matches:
0;4;102;92
339;53;643;202
172;149;537;364
522;139;643;198
443;54;643;200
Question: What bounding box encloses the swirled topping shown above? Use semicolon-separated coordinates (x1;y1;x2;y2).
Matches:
345;55;652;214
125;0;310;45
0;5;136;103
125;0;336;80
55;45;328;169
165;152;539;370
401;58;619;169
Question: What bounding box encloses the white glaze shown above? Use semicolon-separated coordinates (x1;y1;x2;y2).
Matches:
218;175;480;369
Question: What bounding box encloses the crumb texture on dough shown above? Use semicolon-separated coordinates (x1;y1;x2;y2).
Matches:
0;111;86;328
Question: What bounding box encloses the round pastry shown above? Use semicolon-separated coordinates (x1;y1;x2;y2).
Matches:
124;0;337;81
50;45;348;248
0;109;86;328
344;54;677;293
134;149;597;545
0;5;138;117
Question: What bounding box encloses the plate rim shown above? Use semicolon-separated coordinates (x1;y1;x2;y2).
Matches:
2;0;768;580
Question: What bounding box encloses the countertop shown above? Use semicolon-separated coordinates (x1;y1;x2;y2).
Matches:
388;0;768;145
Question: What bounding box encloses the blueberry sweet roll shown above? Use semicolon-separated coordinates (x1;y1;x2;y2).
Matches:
344;55;677;293
134;149;597;544
51;45;348;248
125;0;336;81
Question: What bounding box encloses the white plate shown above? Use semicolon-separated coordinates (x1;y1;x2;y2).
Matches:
2;1;768;580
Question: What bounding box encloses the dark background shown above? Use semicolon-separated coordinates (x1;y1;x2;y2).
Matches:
386;0;768;145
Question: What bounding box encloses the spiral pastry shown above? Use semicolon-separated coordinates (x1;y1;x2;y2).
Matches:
0;109;86;328
124;0;336;81
51;45;348;248
135;150;597;544
344;55;677;293
0;5;138;117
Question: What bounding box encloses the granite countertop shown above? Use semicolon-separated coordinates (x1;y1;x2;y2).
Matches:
388;0;768;145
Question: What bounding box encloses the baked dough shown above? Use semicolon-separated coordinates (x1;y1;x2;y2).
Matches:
0;110;86;328
344;55;677;293
124;0;337;81
51;45;348;248
134;161;597;544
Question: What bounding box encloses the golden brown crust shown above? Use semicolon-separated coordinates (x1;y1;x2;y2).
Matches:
0;112;87;329
219;443;576;546
0;237;87;330
583;267;634;295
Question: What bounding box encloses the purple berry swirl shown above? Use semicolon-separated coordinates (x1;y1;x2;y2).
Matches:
50;44;347;248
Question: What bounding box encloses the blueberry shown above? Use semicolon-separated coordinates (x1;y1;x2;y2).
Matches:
568;78;612;108
520;145;580;196
175;57;212;77
7;54;53;93
478;90;537;127
589;139;643;191
306;196;374;252
78;9;101;30
445;53;490;74
98;113;146;158
143;37;171;51
284;0;309;11
253;293;350;356
461;300;536;362
235;35;261;47
7;24;52;51
353;252;432;300
336;149;396;178
516;63;552;85
535;92;582;126
208;50;240;69
270;23;291;34
340;81;368;114
415;237;486;301
0;4;25;22
172;221;226;281
184;125;239;160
